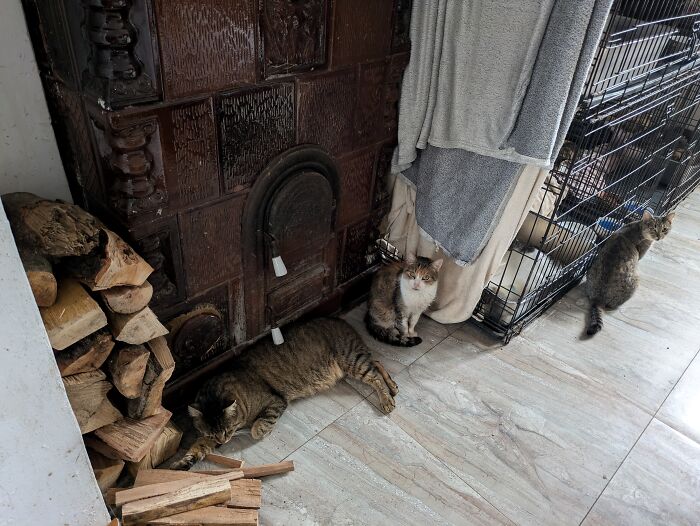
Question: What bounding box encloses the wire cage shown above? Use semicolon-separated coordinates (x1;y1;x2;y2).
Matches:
376;0;700;342
474;0;700;341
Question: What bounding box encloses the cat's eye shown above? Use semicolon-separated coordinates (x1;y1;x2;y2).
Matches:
422;276;431;281
407;272;416;278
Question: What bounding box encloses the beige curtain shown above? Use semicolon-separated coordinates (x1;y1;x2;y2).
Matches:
383;164;550;324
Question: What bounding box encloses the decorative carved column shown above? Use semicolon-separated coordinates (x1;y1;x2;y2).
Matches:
82;0;156;106
106;119;166;217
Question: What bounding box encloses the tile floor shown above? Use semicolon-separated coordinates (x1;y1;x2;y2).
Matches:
191;193;700;525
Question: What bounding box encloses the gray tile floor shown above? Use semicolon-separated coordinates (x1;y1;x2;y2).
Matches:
196;192;700;525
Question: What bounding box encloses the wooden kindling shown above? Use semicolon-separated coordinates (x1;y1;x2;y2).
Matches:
120;478;232;525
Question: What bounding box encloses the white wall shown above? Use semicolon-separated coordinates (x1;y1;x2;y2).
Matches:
0;2;109;524
0;203;110;525
0;0;72;201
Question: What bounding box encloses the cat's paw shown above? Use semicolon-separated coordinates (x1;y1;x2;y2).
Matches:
379;395;396;414
251;420;274;440
171;456;195;471
385;377;399;397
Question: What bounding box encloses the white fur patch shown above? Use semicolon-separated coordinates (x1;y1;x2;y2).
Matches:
400;275;437;312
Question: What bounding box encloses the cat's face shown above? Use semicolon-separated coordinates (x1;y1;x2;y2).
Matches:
401;256;443;292
188;401;240;444
641;210;675;241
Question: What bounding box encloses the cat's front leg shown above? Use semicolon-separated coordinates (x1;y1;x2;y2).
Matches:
407;312;420;337
171;436;217;470
395;315;410;337
251;396;288;440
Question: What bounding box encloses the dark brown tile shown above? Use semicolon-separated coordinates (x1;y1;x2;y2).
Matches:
330;0;393;68
167;99;221;207
356;61;387;147
298;70;357;156
218;84;296;192
156;0;257;99
338;215;379;284
261;0;328;77
338;146;377;227
180;196;245;293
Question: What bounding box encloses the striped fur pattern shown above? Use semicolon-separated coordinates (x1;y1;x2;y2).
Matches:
585;210;674;336
172;318;398;470
366;255;443;347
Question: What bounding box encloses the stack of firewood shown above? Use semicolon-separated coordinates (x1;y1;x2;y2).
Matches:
2;193;181;490
105;458;294;525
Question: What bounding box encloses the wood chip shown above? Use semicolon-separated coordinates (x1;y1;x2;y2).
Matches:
241;461;294;479
205;454;244;469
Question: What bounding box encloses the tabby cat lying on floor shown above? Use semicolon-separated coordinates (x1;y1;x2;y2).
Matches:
585;210;675;335
366;255;443;347
172;318;398;470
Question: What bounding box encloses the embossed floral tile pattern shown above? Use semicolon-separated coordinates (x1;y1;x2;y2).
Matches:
183;191;700;525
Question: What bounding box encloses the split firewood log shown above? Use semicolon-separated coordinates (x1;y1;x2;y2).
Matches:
1;192;101;258
88;408;172;463
62;370;111;432
20;249;57;307
127;337;175;419
40;279;108;350
101;281;153;314
87;448;125;493
126;422;183;476
54;328;115;377
107;345;150;399
66;229;153;291
109;307;168;346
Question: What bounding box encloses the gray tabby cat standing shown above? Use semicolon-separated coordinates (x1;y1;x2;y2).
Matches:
586;210;675;335
172;318;398;470
366;255;443;347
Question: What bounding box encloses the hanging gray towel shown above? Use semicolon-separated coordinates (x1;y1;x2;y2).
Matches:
393;0;613;264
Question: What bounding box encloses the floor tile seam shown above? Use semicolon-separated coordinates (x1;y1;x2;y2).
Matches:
577;344;700;525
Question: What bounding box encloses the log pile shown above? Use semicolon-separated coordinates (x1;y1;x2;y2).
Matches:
107;460;294;525
1;193;180;491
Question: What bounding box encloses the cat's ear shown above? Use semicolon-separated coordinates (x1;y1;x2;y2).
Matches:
664;212;676;223
223;401;238;417
430;258;444;271
188;404;203;419
405;253;416;264
642;210;654;222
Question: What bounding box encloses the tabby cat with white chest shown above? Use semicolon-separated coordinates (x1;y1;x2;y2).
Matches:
365;255;443;347
585;210;675;335
172;318;398;470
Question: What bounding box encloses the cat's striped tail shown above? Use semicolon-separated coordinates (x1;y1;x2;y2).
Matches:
587;303;603;336
364;312;422;347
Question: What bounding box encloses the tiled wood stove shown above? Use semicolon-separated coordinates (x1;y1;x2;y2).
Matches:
24;0;411;380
